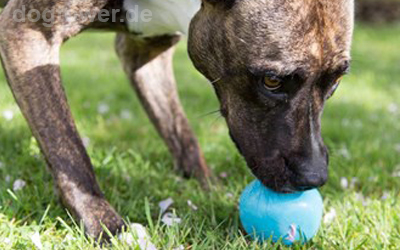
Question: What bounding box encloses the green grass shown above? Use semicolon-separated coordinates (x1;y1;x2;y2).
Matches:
0;24;399;249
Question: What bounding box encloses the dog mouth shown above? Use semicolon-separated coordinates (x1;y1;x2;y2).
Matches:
248;156;321;193
229;131;313;193
246;158;296;193
259;178;299;194
256;163;325;193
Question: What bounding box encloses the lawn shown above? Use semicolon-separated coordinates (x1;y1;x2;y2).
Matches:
0;24;399;250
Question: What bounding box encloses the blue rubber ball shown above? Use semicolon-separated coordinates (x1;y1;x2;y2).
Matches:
239;180;323;245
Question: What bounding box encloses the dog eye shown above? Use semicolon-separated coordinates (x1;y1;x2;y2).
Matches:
264;76;282;91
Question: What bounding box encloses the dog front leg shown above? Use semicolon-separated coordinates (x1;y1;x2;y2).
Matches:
0;1;123;239
116;34;211;184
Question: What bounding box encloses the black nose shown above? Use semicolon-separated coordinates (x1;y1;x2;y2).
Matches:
294;172;328;191
290;147;329;191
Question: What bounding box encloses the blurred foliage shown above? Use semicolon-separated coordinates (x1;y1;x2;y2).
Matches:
356;0;400;23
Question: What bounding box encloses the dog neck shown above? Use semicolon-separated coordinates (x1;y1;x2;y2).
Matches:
124;0;201;37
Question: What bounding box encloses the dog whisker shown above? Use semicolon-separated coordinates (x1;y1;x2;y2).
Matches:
198;109;222;118
210;77;222;85
210;115;224;127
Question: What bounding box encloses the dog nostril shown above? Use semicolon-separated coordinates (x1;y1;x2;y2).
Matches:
295;173;327;190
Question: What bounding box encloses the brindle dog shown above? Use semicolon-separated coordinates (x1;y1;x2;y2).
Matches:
0;0;354;239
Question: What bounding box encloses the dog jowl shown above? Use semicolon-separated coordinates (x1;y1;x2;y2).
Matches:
189;0;354;192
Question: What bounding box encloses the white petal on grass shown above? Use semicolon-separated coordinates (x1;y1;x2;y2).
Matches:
138;238;158;250
391;165;400;177
121;110;133;120
118;231;135;246
226;193;234;199
341;118;350;127
131;223;150;239
355;192;371;207
161;213;182;226
355;192;364;201
395;144;400;153
392;169;400;177
2;110;14;121
392;172;400;177
340;177;349;189
159;198;174;214
368;176;379;182
13;179;26;191
381;191;390;200
30;232;43;250
4;238;11;244
362;198;371;207
338;147;351;159
173;246;185;250
388;103;399;114
323;208;337;224
97;103;110;114
219;172;228;178
119;223;158;250
174;176;183;183
62;234;76;243
5;175;11;183
285;224;297;243
187;200;198;211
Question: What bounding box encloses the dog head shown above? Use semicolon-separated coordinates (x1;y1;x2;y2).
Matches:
188;0;354;192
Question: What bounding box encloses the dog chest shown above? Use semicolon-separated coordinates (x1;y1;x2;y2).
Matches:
124;0;201;37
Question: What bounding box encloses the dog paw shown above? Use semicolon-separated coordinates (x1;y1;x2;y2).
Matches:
72;197;125;240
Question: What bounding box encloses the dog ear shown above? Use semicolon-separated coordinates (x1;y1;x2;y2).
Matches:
203;0;236;9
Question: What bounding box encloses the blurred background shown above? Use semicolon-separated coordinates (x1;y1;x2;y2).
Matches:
356;0;400;23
